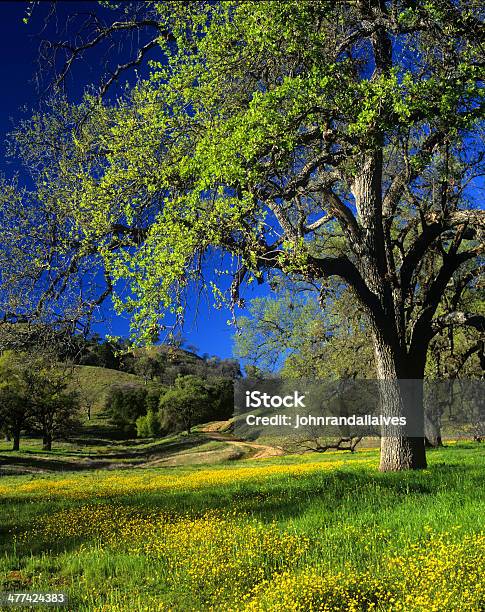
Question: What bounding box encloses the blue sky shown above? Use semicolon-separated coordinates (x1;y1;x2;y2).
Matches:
0;1;269;360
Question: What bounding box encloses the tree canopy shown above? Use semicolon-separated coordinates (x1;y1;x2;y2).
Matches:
1;0;483;470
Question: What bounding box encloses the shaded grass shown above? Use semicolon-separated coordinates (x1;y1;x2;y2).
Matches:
0;433;241;475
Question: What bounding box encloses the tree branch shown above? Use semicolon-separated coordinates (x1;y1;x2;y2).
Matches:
431;311;485;335
409;248;481;354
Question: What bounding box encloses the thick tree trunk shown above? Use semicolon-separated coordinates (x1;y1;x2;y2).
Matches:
380;434;426;471
373;334;427;471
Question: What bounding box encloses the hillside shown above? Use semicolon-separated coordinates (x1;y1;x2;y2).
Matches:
71;365;145;422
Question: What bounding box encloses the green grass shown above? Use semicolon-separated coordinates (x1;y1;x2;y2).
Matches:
0;442;483;610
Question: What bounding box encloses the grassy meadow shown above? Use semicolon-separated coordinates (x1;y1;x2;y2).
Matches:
0;441;484;611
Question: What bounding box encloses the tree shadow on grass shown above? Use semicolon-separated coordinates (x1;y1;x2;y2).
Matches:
108;460;483;526
0;436;210;474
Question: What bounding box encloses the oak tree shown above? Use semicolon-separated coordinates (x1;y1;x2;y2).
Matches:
2;1;484;470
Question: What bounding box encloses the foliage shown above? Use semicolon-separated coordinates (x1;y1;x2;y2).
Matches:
158;375;233;434
20;356;80;451
64;335;241;387
159;375;211;434
235;281;375;378
135;409;161;437
205;376;234;421
0;350;80;450
236;277;483;380
105;383;151;436
0;351;31;449
3;1;482;343
104;356;235;437
2;1;484;469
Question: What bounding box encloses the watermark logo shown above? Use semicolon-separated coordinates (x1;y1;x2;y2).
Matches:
245;390;306;409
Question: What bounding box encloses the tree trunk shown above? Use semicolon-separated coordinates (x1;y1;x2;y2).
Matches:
351;150;427;470
373;335;427;471
12;431;20;451
424;384;446;447
425;435;443;448
380;431;427;471
42;434;52;451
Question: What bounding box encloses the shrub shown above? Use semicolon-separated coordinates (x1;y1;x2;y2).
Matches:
136;409;162;438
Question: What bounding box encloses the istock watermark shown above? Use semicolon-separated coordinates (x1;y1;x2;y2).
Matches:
245;390;306;409
234;379;484;440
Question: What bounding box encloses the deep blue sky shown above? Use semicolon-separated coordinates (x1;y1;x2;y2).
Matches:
0;1;268;360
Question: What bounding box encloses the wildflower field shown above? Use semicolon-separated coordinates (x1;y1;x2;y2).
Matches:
0;444;484;611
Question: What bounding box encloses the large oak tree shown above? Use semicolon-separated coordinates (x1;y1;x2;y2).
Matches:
1;1;484;470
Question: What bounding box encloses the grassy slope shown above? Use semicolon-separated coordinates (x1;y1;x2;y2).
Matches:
71;365;145;421
0;443;483;611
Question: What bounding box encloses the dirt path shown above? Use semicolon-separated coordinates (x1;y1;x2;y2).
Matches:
0;427;285;474
137;432;284;468
202;432;285;459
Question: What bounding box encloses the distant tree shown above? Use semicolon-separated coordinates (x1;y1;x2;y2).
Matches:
145;384;165;412
26;358;81;451
31;389;80;451
424;271;484;446
79;339;120;370
209;358;242;381
235;283;374;379
159;376;210;434
133;353;160;384
0;351;31;451
206;378;234;421
159;374;234;434
0;351;80;451
105;383;148;436
244;365;271;381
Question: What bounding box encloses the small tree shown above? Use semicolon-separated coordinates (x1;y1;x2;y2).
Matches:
26;357;81;451
0;351;80;451
133;354;160;384
31;390;80;451
159;376;210;434
136;409;162;438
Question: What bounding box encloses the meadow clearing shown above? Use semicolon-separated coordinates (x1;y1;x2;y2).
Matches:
0;442;484;611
